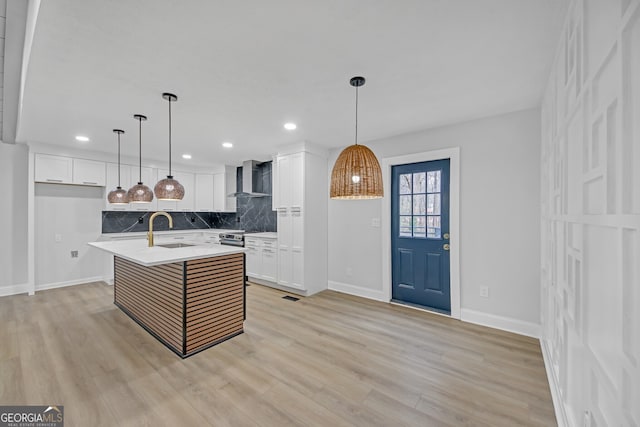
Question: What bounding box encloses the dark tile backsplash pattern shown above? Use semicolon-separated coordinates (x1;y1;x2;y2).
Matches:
102;161;277;234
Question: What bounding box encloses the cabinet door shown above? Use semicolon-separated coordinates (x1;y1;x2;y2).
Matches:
290;152;304;208
291;208;304;251
195;174;214;211
246;246;261;278
271;155;279;210
261;247;277;282
277;209;292;248
213;169;237;212
278;247;292;286
34;154;73;184
73;159;106;186
291;249;304;289
276;155;291;208
105;163;131;210
174;171;194;211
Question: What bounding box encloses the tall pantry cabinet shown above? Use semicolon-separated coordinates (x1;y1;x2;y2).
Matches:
273;143;328;296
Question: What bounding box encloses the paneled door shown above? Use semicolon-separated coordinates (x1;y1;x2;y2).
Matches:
391;159;451;313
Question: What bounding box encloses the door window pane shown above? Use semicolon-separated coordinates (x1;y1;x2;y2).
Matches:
399;174;412;194
413;173;426;193
427;216;441;238
413;216;426;238
427;171;441;193
400;216;412;236
413;194;425;215
426;194;441;215
399;195;412;215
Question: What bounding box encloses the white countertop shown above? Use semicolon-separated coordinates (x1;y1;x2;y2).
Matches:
244;232;278;239
89;238;246;267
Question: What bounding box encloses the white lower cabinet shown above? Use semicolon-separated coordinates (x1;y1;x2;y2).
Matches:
245;236;278;284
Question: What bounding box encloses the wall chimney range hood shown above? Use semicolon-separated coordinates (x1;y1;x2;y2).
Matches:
229;160;269;197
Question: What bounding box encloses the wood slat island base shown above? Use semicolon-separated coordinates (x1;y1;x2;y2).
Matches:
114;253;245;358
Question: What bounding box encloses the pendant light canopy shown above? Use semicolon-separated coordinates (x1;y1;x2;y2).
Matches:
128;114;154;203
330;76;383;199
154;92;185;201
107;129;129;204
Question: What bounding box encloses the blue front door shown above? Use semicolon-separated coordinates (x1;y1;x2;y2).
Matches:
391;159;451;313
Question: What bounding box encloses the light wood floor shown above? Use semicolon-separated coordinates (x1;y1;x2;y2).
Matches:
0;282;556;426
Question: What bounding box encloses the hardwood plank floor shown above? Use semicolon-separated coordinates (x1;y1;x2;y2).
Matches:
0;282;556;426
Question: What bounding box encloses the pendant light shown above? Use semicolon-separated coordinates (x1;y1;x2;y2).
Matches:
127;114;154;203
330;76;383;199
154;93;184;200
107;129;129;204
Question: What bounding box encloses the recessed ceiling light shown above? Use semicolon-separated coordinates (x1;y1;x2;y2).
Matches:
75;135;90;142
222;142;233;148
284;123;297;130
182;154;192;159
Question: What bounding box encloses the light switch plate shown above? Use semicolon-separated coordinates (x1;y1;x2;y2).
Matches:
55;234;62;243
371;218;381;227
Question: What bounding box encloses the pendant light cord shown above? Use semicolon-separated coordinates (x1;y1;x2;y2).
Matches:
168;97;172;177
138;117;142;183
117;133;121;187
355;85;359;146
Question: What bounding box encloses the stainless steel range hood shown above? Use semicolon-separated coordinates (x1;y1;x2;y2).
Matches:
228;160;269;197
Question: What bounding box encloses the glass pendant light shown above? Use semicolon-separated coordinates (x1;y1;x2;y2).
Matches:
154;93;184;200
127;114;154;203
107;129;129;204
330;76;383;199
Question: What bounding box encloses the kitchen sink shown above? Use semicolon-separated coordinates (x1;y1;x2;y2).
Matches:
156;243;196;249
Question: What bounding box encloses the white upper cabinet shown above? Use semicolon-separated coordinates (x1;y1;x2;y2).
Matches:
35;154;106;186
213;165;237;212
73;158;106;186
34;154;73;184
275;155;291;209
173;171;194;211
195;174;214;211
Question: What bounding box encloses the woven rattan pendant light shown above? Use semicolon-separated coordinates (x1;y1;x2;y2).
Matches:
107;129;129;204
154;92;184;200
330;76;383;199
127;114;154;203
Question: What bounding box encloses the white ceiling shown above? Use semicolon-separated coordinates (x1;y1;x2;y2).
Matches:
17;0;567;167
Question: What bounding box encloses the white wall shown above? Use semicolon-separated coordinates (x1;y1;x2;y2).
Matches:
0;142;29;295
540;1;640;426
34;183;110;290
328;108;541;330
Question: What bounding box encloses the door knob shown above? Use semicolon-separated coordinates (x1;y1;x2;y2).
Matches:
443;244;450;251
443;233;450;239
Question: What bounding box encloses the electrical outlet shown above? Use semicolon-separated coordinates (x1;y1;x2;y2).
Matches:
55;234;62;243
480;286;489;298
71;250;79;258
138;217;144;224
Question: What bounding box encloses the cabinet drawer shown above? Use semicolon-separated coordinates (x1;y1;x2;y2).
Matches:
245;238;261;247
262;239;277;248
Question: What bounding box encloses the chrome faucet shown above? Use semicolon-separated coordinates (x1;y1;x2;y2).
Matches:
148;211;173;247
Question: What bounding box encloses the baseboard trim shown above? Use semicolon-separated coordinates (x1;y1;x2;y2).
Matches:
541;339;569;427
460;308;540;338
328;280;387;302
0;283;30;297
36;276;110;292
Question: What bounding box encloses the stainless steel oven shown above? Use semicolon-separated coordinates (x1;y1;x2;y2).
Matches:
219;232;245;247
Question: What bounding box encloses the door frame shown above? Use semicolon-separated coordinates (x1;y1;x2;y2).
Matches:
381;147;461;319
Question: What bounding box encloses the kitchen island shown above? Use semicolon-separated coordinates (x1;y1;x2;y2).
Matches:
89;239;246;358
